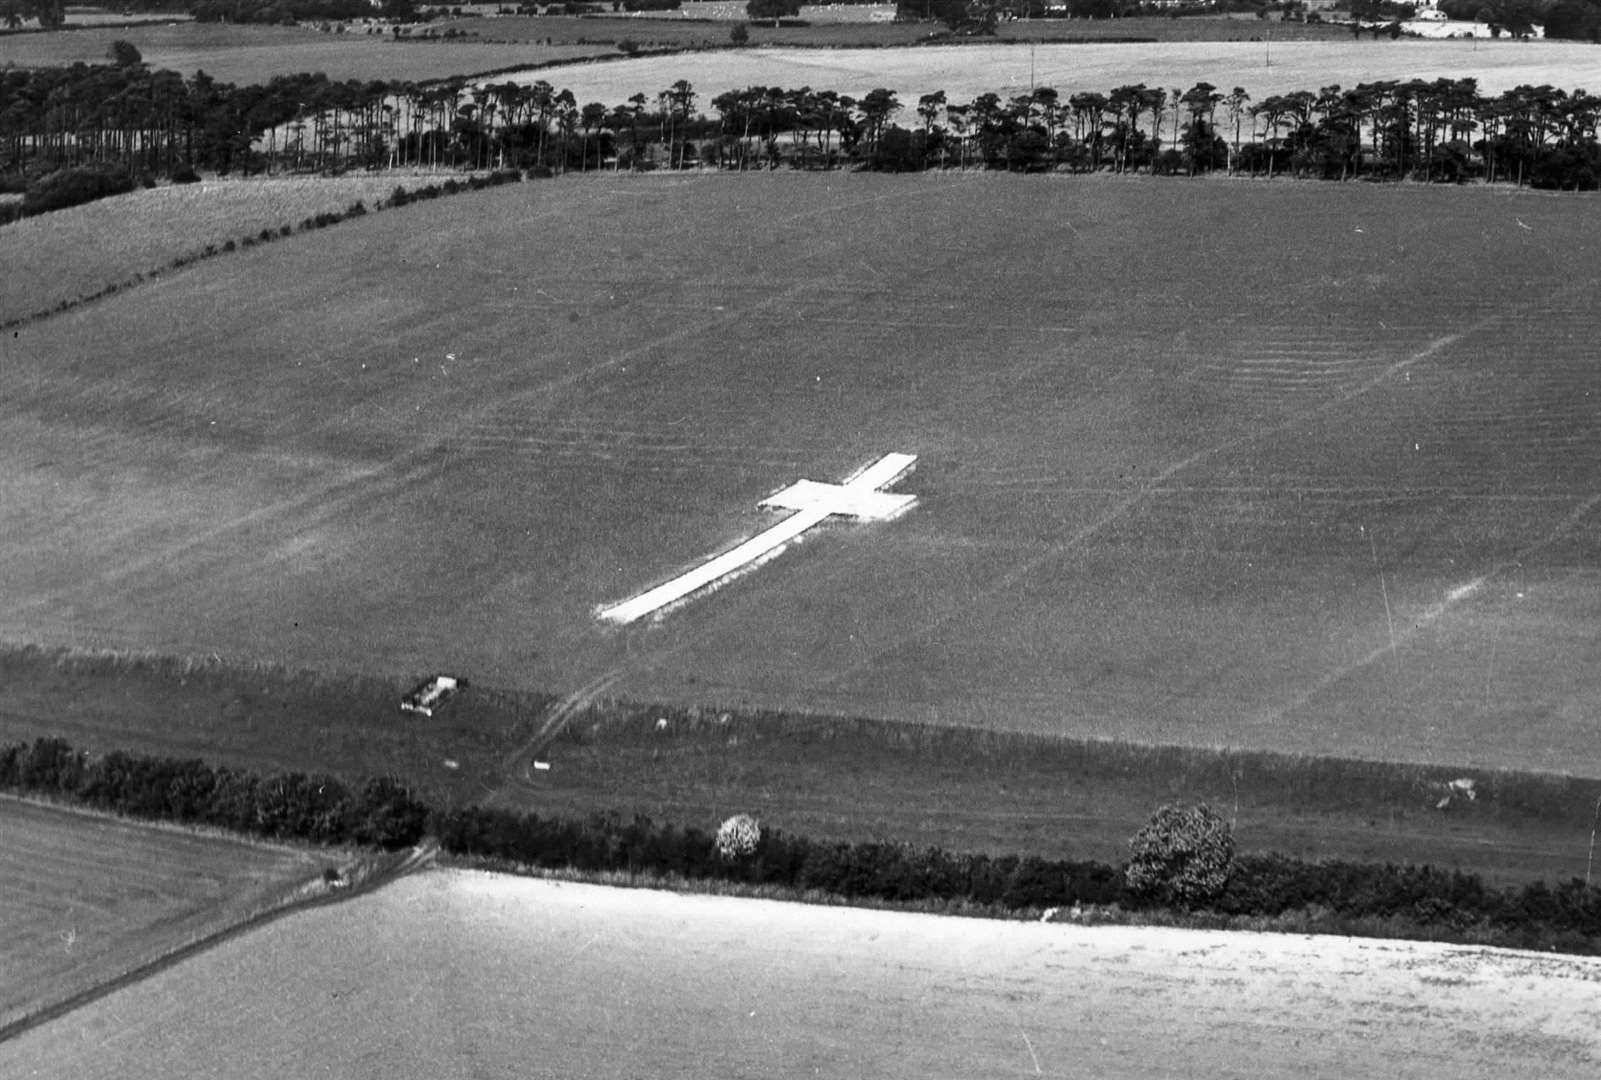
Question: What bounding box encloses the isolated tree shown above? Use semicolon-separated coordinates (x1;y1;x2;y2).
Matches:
1125;803;1235;909
107;40;142;67
1223;86;1250;173
746;0;800;25
716;813;761;860
856;87;900;157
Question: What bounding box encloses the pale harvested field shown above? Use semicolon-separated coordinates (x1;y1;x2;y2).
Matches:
0;798;322;1032
504;40;1601;105
0;176;422;324
6;173;1601;775
3;869;1597;1077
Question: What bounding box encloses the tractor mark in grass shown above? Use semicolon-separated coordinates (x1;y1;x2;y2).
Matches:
814;318;1501;697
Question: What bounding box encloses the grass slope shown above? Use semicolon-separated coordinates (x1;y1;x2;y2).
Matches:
0;797;324;1032
0;176;411;325
4;172;1599;776
3;648;1598;888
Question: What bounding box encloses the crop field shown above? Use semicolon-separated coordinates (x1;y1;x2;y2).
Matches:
3;172;1599;778
497;40;1601;105
0;176;425;325
4;870;1599;1078
0;798;322;1033
0;23;614;83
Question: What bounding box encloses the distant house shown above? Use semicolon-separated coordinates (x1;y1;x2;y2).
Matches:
1401;1;1544;36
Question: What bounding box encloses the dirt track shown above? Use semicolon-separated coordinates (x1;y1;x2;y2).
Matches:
5;870;1596;1078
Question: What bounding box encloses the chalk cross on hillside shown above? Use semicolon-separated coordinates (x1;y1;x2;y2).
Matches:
597;453;918;626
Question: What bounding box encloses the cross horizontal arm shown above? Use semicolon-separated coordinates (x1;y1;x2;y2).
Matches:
758;480;916;521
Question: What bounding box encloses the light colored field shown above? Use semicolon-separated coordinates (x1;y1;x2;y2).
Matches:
656;1;898;19
3;869;1596;1077
5;174;1601;776
0;798;323;1032
500;40;1601;105
0;23;613;83
0;176;417;324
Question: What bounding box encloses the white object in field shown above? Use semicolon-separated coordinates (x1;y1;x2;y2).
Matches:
597;453;917;626
533;761;551;771
400;674;463;716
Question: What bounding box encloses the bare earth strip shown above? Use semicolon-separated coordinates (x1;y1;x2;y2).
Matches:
3;869;1597;1078
0;798;323;1033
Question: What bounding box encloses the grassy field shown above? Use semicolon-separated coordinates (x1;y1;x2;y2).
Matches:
7;646;1598;887
4;172;1601;840
493;39;1601;105
0;176;429;325
0;797;325;1033
5;173;1600;781
0;22;615;82
5;870;1599;1079
0;648;547;808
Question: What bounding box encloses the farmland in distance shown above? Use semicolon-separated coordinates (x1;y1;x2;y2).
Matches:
495;40;1601;107
0;22;614;83
3;173;1600;774
0;798;323;1032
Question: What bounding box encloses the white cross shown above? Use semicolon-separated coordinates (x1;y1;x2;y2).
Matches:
597;453;917;625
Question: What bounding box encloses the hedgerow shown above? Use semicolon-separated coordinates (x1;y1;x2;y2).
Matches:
4;734;1601;952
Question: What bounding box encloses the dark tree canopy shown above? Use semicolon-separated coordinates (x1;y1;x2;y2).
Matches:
746;0;802;24
108;40;144;67
1126;804;1236;909
3;0;65;29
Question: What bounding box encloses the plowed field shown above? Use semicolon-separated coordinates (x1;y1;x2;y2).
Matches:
4;173;1600;772
0;798;322;1032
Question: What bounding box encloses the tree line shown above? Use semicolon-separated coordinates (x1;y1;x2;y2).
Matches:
3;64;1598;191
6;734;1601;953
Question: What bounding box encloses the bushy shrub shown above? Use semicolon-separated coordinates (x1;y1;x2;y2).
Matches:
171;165;201;185
716;813;761;860
21;167;136;216
347;775;429;849
1126;803;1235;909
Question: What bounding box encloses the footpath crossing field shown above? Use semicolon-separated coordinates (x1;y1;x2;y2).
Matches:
3;173;1599;774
